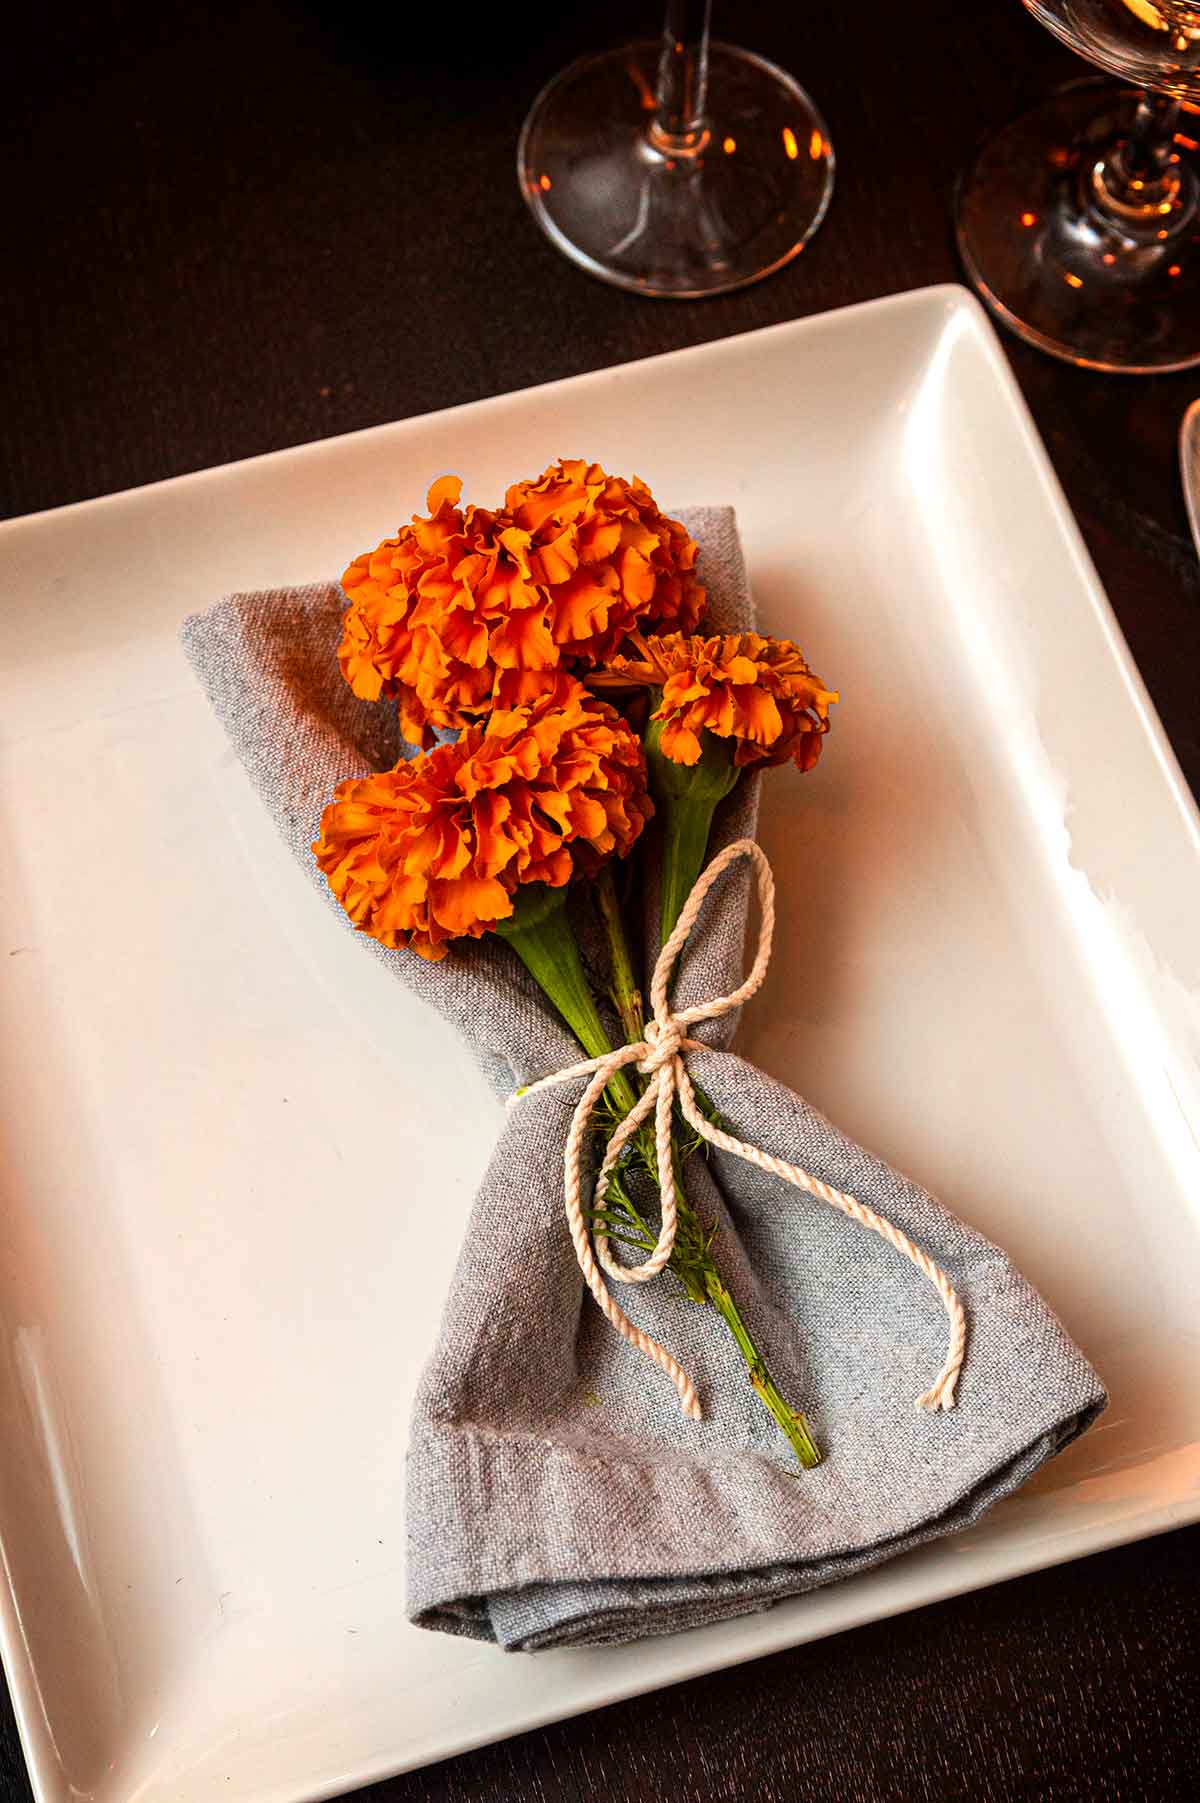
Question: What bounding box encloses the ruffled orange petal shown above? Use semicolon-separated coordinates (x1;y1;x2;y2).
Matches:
428;872;513;935
489;604;558;670
426;474;463;514
337;462;706;736
313;688;651;959
621;632;835;771
659;718;703;765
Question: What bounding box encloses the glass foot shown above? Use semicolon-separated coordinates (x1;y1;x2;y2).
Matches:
956;80;1200;373
518;41;834;299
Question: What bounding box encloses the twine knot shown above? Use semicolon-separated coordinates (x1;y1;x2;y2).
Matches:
513;839;967;1428
638;1016;689;1074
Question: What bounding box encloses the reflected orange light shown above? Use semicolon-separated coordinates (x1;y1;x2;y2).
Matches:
1048;147;1071;168
625;56;657;111
1102;252;1117;265
539;174;552;191
1168;263;1182;277
1020;211;1037;227
809;129;823;160
782;127;799;160
1175;134;1200;152
1064;272;1084;288
723;136;736;154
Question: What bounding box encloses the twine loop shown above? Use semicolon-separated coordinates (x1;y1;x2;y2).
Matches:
511;839;967;1427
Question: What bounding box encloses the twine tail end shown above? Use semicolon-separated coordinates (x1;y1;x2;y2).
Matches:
915;1374;960;1413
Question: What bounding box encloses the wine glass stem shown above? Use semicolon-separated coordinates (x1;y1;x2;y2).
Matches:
1091;90;1195;234
652;0;712;155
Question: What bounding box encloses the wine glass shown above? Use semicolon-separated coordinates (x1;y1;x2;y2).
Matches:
517;2;834;298
956;2;1200;371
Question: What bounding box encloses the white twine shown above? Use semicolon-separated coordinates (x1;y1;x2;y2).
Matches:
510;839;967;1424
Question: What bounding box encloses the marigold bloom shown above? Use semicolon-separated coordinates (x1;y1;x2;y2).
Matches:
313;684;652;959
605;632;837;770
337;462;706;745
500;459;705;656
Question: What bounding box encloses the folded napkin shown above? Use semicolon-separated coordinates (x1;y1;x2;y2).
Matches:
181;506;1105;1651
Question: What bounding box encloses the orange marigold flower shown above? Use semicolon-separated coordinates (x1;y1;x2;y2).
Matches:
606;632;838;770
312;684;652;960
336;462;706;746
500;458;705;657
337;475;500;737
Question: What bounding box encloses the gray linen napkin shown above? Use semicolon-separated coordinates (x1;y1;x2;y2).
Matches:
181;506;1105;1651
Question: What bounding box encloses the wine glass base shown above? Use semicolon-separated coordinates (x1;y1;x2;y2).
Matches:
517;42;834;299
956;80;1200;374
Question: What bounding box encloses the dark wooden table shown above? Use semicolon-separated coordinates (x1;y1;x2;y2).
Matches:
3;1;1198;1797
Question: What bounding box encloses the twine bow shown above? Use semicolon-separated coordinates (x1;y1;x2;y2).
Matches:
512;839;966;1423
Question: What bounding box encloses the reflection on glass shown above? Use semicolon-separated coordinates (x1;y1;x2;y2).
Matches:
956;0;1200;370
517;2;834;299
1035;2;1200;91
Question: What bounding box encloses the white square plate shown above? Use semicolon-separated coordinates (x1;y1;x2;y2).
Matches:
1;285;1198;1803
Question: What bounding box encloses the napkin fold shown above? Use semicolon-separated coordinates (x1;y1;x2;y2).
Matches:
181;506;1105;1651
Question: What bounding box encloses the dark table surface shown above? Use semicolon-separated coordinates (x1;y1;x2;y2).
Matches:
3;1;1198;1798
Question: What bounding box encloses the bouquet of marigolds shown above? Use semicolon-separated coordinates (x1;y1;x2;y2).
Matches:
182;463;1107;1646
313;459;851;1467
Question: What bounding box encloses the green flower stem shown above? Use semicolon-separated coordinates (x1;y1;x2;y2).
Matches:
660;798;718;952
595;864;646;1044
701;1267;822;1468
588;865;822;1469
496;885;638;1119
644;716;741;948
594;1150;821;1468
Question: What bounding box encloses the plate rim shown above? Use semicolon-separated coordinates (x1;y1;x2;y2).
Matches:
1;281;1198;1803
